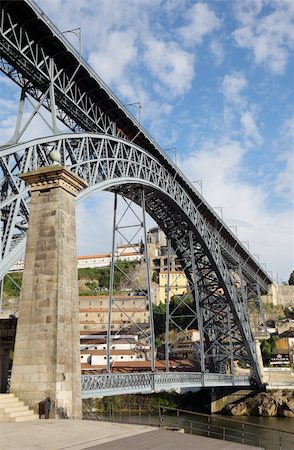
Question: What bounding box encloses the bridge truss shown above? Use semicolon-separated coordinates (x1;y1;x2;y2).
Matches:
0;0;271;391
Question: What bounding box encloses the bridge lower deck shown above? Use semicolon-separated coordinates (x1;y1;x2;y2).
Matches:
81;372;251;398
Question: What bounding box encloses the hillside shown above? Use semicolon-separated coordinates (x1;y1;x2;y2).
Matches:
78;261;138;296
2;261;139;307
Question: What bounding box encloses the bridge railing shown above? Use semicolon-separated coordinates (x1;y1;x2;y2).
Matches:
81;372;250;397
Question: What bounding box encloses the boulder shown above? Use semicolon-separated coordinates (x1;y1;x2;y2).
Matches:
221;390;294;417
230;402;248;416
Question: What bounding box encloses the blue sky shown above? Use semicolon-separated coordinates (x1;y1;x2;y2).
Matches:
0;0;293;282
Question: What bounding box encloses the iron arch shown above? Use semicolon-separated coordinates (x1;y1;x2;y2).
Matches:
0;132;263;383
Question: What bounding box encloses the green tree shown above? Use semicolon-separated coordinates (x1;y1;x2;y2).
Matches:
153;302;166;337
261;335;278;361
288;271;294;285
261;340;272;359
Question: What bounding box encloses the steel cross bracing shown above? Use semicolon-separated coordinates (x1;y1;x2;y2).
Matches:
0;0;271;290
0;133;268;384
106;192;156;373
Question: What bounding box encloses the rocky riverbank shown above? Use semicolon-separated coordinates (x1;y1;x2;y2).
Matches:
222;390;294;417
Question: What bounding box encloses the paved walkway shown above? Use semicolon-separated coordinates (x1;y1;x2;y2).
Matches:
0;419;263;450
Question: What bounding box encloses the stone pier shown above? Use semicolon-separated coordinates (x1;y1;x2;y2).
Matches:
10;166;87;419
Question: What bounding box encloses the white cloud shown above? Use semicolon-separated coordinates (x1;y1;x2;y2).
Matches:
88;30;137;85
233;0;294;74
274;115;294;202
180;2;221;46
143;37;195;97
234;0;264;26
240;110;263;145
221;73;263;147
180;138;293;282
275;151;294;202
222;72;247;106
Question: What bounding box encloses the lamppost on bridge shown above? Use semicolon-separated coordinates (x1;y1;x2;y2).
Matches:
61;27;82;56
242;240;250;250
165;147;177;165
192;180;203;196
213;206;223;219
125;102;142;127
229;224;238;237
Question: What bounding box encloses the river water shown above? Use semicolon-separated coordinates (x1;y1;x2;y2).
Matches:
94;410;294;450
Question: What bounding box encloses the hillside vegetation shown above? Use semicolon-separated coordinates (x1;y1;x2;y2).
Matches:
78;261;137;296
2;262;138;306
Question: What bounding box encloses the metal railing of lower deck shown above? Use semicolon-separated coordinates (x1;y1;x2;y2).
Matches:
81;372;251;398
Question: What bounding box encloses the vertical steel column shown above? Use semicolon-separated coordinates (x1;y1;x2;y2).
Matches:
49;58;59;134
165;239;171;371
189;231;205;374
0;211;2;314
141;190;156;372
0;279;3;314
227;305;235;379
238;264;251;326
256;284;267;332
107;193;118;372
8;89;26;144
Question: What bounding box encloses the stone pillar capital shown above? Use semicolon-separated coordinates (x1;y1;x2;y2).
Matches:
19;165;87;196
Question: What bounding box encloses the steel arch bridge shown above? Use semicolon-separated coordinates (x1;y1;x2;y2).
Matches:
0;0;271;395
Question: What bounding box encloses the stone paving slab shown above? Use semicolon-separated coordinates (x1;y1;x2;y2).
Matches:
85;429;263;450
0;419;263;450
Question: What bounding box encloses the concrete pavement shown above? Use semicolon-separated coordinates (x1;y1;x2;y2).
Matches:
0;419;264;450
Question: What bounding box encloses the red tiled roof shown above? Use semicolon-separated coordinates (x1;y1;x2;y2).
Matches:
81;349;140;356
77;254;110;260
80;308;147;313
